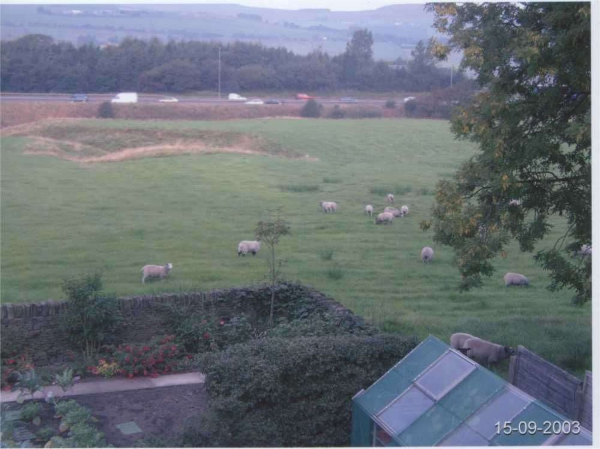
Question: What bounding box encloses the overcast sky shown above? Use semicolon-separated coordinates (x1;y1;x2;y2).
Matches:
4;0;425;12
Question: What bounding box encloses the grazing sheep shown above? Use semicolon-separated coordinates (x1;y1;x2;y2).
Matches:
400;205;409;217
463;337;515;367
238;240;261;257
450;333;475;351
375;212;394;225
421;246;434;263
141;263;173;284
503;272;529;287
387;193;394;203
384;207;402;217
319;201;338;213
577;244;592;257
365;205;374;216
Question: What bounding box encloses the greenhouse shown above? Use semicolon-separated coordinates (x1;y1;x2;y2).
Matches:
351;336;592;446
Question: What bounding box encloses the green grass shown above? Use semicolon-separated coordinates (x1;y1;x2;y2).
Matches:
0;118;591;377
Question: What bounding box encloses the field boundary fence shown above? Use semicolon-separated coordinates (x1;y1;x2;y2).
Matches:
508;345;592;431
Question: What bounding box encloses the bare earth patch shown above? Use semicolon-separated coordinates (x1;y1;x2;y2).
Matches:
7;120;318;163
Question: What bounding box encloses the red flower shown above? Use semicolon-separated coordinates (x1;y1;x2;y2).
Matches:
143;346;150;352
125;356;130;363
6;359;15;365
143;370;148;376
171;345;177;351
186;354;193;359
128;373;134;379
203;332;210;340
124;346;131;353
150;373;159;378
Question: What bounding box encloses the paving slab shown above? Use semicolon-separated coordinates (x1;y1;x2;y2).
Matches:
0;372;205;403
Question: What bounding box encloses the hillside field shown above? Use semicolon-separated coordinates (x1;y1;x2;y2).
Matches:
0;118;591;376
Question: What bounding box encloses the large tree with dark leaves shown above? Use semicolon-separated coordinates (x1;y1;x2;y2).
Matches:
424;3;591;303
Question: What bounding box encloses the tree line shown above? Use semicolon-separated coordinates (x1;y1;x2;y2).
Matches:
0;30;461;93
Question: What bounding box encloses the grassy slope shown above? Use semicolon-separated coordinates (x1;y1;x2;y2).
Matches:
0;118;591;375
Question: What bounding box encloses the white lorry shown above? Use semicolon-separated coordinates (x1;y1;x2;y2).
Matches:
111;92;138;103
228;93;247;101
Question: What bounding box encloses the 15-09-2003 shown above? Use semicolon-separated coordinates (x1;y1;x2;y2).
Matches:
495;420;581;435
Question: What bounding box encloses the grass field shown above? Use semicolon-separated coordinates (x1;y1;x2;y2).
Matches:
1;118;591;376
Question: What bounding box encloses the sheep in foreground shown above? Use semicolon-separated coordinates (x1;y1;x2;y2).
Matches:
238;240;261;257
365;205;374;216
421;246;434;263
319;201;338;213
504;272;529;287
375;212;394;225
401;205;409;216
450;333;475;352
141;263;173;284
384;207;402;217
387;193;394;203
463;337;515;367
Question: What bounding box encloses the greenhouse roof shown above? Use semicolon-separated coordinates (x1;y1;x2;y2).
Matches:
353;336;592;446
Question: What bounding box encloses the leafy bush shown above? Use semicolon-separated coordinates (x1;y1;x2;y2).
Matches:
404;99;417;115
300;99;323;118
385;100;396;109
319;249;334;261
266;313;375;339
61;271;123;361
19;402;42;422
50;400;107;448
184;334;417;447
36;426;56;441
329;105;346;119
326;266;344;280
97;101;114;119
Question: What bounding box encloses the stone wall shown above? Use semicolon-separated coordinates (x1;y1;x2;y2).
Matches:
1;283;363;367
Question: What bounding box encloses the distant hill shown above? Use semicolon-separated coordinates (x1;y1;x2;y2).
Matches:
0;3;460;65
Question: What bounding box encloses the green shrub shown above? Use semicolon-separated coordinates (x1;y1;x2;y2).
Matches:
19;402;42;422
61;271;123;361
97;101;115;119
36;426;56;441
319;249;334;261
404;99;417;116
300;99;323;118
185;334;417;447
385;100;396;109
326;266;344;280
266;314;375;339
329;105;346;119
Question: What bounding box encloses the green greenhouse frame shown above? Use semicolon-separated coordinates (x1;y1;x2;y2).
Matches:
351;336;592;446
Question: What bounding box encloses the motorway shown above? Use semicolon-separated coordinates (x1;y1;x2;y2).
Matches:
0;93;395;105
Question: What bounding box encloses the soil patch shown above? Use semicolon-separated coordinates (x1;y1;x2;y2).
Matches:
75;384;207;447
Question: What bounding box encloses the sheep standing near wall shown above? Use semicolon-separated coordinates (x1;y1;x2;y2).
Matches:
387;193;394;203
141;263;173;284
450;332;475;352
365;205;374;217
421;247;434;263
504;272;529;287
463;337;514;367
384;207;401;217
238;240;261;256
375;212;394;225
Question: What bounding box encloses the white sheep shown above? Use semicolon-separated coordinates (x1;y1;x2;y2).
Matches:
238;240;261;257
384;207;402;217
463;337;515;367
387;193;394;203
319;201;338;213
375;212;394;225
508;199;522;207
421;246;434;263
504;272;529;287
141;263;173;284
400;205;409;217
365;205;374;217
450;333;475;352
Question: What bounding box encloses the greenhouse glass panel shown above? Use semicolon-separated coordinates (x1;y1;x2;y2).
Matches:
416;351;475;399
378;386;434;435
398;404;462;446
465;387;530;439
356;369;412;416
492;401;562;446
556;431;593;446
438;423;489;446
438;367;504;421
391;338;448;381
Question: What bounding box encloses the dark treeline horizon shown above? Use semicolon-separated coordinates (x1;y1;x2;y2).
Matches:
0;30;463;94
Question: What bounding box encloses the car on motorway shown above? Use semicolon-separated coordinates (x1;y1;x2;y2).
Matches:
340;97;358;103
265;99;283;105
70;94;89;103
159;96;178;103
403;96;417;103
111;92;138;104
245;99;264;105
228;93;247;101
296;93;315;100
